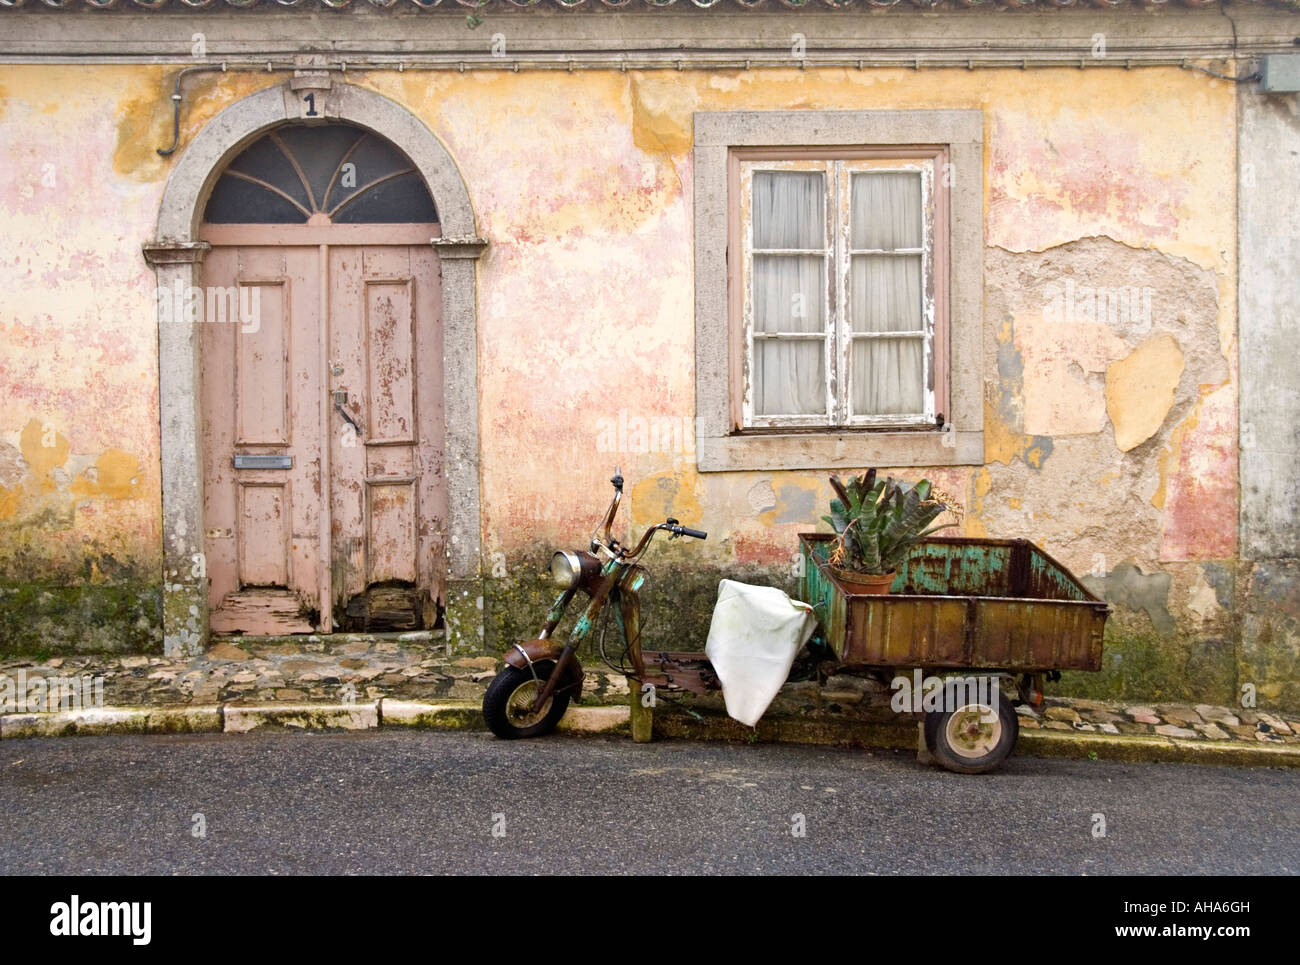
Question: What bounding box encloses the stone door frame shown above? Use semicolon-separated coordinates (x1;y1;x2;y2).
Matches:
144;79;486;655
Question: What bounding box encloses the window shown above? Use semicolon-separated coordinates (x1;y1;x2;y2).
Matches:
204;123;438;225
694;110;983;472
738;153;946;429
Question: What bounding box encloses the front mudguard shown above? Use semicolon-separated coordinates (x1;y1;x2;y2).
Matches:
503;639;585;701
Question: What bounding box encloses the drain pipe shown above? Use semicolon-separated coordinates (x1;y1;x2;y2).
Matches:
157;63;231;156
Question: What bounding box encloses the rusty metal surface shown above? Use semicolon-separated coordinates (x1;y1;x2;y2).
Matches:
799;534;1108;672
638;651;718;696
503;638;585;699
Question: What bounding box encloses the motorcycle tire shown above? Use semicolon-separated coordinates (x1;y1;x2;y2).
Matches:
482;663;570;740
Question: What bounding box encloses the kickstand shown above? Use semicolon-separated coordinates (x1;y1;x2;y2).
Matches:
916;721;935;766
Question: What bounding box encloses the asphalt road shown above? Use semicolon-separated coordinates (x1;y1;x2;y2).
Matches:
1;730;1296;875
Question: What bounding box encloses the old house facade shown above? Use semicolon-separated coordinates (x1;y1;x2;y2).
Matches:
1;0;1298;709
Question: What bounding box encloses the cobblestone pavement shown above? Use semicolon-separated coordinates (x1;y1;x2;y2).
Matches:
2;634;1297;745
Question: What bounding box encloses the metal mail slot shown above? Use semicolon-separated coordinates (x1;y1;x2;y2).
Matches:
233;455;292;470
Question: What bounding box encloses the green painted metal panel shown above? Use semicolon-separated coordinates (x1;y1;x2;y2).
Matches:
798;534;1108;672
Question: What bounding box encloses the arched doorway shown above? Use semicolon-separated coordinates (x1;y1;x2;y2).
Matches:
145;82;485;654
200;123;443;634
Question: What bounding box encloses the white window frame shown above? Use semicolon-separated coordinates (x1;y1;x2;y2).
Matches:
739;155;942;430
694;109;983;472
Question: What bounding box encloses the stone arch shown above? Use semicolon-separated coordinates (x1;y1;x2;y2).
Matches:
145;79;485;655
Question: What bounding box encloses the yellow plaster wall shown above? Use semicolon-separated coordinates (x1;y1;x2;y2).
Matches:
0;63;1239;597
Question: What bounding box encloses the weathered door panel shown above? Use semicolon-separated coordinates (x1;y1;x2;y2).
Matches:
203;245;322;634
328;245;444;630
203;240;444;635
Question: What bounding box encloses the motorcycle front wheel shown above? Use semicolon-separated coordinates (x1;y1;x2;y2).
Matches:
482;664;570;739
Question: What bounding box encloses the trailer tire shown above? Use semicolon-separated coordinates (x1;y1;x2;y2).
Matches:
482;663;569;740
924;680;1019;774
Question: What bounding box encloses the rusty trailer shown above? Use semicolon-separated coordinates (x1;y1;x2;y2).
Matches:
798;533;1109;673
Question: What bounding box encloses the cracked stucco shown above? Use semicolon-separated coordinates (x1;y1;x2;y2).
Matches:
0;63;1250;697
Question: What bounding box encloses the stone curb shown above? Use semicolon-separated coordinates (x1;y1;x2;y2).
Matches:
0;705;222;739
1016;729;1300;768
0;700;1295;768
222;702;379;734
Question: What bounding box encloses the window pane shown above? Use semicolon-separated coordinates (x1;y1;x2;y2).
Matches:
274;124;366;210
203;175;307;224
325;134;418;213
226;136;312;213
851;172;922;250
203;124;438;225
333;171;439;224
753;254;825;333
851;337;925;416
755;339;826;417
752;171;824;250
850;254;922;332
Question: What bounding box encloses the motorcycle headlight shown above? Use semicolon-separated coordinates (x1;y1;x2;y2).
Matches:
549;550;599;591
550;550;583;589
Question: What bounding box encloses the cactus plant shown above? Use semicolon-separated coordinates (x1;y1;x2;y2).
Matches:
823;469;962;580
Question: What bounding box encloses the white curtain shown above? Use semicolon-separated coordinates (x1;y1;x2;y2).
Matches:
753;171;823;249
852;172;921;250
753;255;824;334
852;339;924;415
850;172;925;416
747;168;927;419
756;340;825;416
851;255;921;333
752;171;828;416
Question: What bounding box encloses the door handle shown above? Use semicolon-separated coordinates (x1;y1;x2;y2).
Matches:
333;389;363;438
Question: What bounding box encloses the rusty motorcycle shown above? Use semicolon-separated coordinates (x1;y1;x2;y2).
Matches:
482;468;1110;773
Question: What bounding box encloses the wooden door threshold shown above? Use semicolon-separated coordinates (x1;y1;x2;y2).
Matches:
210;589;316;636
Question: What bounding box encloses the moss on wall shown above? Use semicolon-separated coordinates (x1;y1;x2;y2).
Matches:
0;580;162;656
481;550;792;661
1058;621;1237;706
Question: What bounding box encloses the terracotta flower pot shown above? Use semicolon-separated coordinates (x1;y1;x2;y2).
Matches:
831;567;896;595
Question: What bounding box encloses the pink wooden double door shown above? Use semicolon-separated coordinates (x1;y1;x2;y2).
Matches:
201;242;446;635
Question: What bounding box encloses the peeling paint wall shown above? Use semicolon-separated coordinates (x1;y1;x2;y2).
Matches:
0;60;1267;704
0;68;171;653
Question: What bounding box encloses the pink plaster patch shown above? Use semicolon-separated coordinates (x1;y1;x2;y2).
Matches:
1160;384;1237;561
730;531;793;567
988;111;1189;253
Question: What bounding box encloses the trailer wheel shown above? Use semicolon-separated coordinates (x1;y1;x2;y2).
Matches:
924;681;1019;774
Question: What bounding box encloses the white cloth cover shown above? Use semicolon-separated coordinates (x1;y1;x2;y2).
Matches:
704;579;818;728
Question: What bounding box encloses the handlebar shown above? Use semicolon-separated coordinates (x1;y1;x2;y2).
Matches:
670;528;712;543
598;466;624;545
623;519;707;557
665;519;708;540
593;468;707;559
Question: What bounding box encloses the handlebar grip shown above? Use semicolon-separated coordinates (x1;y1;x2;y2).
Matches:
678;527;707;540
